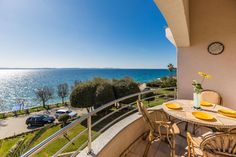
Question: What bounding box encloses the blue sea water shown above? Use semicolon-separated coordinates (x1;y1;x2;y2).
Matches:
0;68;174;112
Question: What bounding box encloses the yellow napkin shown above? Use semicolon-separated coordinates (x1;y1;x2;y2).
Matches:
218;109;236;118
201;101;213;107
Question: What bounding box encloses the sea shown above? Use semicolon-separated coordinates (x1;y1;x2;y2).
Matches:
0;68;174;112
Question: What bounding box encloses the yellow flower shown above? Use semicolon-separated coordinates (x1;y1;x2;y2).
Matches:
198;72;204;76
198;72;212;79
206;75;212;79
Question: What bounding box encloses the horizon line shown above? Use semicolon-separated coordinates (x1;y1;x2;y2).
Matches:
0;67;176;70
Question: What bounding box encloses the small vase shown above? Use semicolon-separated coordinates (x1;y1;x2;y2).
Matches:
193;93;201;109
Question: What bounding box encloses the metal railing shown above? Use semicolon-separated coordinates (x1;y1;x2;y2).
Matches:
21;87;177;157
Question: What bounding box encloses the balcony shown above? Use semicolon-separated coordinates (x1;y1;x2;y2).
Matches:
21;85;236;157
21;87;178;157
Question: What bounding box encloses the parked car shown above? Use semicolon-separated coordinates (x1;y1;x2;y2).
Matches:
26;114;55;126
55;109;77;119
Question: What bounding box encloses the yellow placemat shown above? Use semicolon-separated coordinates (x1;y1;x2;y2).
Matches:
192;111;216;121
165;103;182;110
186;112;221;125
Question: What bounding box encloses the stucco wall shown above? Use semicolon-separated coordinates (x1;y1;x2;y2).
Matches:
178;0;236;109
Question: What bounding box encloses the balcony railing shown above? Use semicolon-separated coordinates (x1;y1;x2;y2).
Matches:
21;87;177;157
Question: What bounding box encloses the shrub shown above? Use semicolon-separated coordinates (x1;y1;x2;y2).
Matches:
70;77;141;112
94;79;116;109
71;80;82;90
147;77;177;88
160;77;177;88
146;80;162;87
142;92;155;103
70;81;97;112
70;78;116;112
58;114;70;127
112;78;140;104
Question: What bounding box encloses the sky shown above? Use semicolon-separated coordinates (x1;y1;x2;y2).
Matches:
0;0;176;69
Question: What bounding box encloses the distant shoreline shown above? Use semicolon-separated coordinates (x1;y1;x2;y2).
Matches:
0;67;173;70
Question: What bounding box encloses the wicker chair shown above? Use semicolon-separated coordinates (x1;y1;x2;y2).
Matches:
200;132;236;157
200;90;222;105
187;131;216;157
187;132;206;157
137;100;180;157
229;128;236;133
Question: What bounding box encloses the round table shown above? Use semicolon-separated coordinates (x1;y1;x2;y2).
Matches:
162;99;236;130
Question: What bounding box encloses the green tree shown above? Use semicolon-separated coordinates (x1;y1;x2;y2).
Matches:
70;81;96;112
112;78;140;104
167;63;175;78
58;114;70;128
147;77;177;88
70;78;116;113
160;77;177;88
142;92;155;104
71;80;82;90
94;78;116;109
70;77;141;112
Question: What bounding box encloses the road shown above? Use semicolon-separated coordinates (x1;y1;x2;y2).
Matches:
0;107;87;139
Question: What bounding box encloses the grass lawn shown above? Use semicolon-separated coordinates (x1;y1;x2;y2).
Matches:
143;98;166;108
0;124;89;157
155;88;176;95
0;136;22;156
30;125;61;149
34;124;91;157
0;132;36;157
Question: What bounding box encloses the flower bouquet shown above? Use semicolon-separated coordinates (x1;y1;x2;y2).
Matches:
192;72;212;109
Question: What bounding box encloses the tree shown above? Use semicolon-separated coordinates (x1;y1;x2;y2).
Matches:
70;78;116;113
35;86;54;109
70;81;97;112
71;80;82;90
167;63;175;78
57;83;69;105
0;99;6;118
142;92;155;104
147;76;177;88
0;99;4;111
70;77;142;112
160;77;177;88
58;114;70;128
94;78;116;109
146;80;162;87
112;78;140;104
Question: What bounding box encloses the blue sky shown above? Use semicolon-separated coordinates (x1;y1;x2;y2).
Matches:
0;0;176;69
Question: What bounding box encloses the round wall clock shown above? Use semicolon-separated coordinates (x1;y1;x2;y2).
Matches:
208;42;224;55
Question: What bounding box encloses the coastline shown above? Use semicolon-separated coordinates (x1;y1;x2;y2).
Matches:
0;102;66;119
0;69;176;112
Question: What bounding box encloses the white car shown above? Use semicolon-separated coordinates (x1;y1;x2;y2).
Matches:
55;109;77;119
